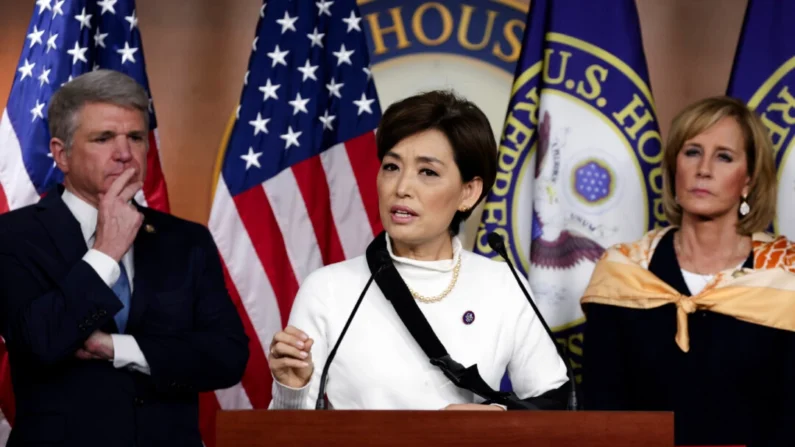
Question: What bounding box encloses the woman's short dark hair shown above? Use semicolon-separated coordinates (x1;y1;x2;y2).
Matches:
375;90;497;234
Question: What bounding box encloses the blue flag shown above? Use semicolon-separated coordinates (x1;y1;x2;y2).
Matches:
727;0;795;238
473;0;664;390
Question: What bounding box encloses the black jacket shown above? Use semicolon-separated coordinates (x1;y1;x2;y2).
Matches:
583;229;795;447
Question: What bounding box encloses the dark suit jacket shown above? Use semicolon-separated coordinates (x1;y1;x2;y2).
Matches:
582;229;795;447
0;187;249;447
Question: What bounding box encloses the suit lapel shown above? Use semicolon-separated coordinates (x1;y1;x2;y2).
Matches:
34;188;88;268
36;188;127;333
127;206;158;333
34;188;165;334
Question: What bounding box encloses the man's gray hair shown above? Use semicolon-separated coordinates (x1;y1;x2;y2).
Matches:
47;69;150;150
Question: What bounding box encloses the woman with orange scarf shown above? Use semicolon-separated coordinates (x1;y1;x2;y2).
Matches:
581;96;795;447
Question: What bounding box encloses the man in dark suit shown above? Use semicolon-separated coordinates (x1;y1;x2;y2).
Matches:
0;69;249;446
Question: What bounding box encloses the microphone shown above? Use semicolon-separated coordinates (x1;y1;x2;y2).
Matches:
487;232;579;411
315;259;389;410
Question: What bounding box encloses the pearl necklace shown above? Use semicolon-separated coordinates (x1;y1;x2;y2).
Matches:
408;255;461;304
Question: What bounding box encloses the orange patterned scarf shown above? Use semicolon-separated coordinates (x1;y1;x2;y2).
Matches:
581;227;795;352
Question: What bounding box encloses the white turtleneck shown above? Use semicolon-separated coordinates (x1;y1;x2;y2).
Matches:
269;236;568;410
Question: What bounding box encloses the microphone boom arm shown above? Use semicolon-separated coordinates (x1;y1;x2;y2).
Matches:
487;232;579;411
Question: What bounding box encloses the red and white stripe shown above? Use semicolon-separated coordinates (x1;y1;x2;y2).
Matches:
0;110;41;213
205;131;382;443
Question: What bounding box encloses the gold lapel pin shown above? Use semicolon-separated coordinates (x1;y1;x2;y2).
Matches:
144;224;156;234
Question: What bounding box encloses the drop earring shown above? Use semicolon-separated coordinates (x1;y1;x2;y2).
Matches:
739;194;750;216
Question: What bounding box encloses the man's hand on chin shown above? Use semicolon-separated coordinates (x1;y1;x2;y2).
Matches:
75;330;115;361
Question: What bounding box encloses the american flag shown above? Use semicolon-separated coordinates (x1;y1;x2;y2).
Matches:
0;0;169;442
205;0;381;443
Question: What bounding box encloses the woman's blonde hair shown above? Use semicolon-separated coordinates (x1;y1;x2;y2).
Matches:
661;96;777;235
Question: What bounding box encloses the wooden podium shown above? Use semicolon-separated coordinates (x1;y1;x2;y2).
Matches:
216;410;674;446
